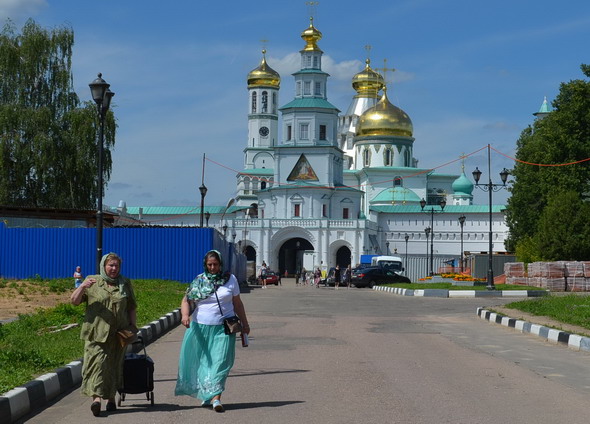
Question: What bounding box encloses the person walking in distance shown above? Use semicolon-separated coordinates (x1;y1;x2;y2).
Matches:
334;265;341;290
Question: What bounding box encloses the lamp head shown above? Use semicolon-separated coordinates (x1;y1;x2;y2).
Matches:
500;168;509;185
472;167;482;184
419;198;426;210
89;73;109;104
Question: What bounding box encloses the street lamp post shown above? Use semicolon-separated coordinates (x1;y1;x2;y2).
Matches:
458;215;466;273
386;241;390;255
222;224;228;239
404;233;409;275
424;227;430;277
199;184;207;227
205;212;211;227
472;144;509;290
89;73;114;273
420;197;446;276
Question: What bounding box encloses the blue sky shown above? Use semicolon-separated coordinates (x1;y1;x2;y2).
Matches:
2;0;589;207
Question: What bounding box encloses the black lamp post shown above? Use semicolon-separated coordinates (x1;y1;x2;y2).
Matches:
386;241;390;255
424;227;430;277
89;73;114;273
420;197;446;276
205;212;211;227
472;144;509;290
458;215;466;273
199;184;208;227
404;233;409;272
222;224;228;239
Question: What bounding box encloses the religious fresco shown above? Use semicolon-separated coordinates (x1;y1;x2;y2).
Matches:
287;154;319;181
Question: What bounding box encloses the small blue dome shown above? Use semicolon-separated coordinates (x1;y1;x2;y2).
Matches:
452;172;474;195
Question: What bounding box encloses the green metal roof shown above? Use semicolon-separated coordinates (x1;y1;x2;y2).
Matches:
370;204;506;213
292;69;329;76
279;98;340;111
126;206;228;215
370;187;422;204
243;168;274;175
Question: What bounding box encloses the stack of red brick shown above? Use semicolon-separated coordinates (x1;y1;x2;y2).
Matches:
504;261;590;291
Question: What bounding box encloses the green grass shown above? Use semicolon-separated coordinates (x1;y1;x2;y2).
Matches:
503;294;590;331
0;279;186;394
382;283;545;291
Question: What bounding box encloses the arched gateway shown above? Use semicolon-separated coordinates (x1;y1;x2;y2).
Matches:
278;238;314;275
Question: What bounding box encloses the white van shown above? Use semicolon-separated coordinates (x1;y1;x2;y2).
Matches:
370;255;404;274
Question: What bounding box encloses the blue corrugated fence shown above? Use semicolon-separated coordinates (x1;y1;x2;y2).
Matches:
0;223;245;283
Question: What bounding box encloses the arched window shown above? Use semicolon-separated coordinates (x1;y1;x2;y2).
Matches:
272;92;277;114
384;148;392;166
261;181;267;190
363;148;371;167
394;176;402;186
261;91;268;113
251;92;257;113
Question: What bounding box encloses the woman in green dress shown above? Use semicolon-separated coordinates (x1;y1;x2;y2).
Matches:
71;253;137;417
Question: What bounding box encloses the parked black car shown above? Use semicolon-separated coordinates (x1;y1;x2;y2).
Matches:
350;266;410;288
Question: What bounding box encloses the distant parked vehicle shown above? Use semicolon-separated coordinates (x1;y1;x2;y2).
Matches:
350;266;410;288
264;271;280;286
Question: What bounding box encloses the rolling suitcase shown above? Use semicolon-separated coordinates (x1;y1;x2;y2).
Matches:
117;337;155;406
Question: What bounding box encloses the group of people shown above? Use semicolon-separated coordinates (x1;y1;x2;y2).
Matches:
293;264;353;289
71;250;250;417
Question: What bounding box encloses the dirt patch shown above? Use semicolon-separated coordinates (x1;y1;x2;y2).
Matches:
0;281;73;322
489;305;590;338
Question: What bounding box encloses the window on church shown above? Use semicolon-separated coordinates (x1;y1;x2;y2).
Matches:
261;181;267;190
300;124;309;140
287;125;292;140
384;149;392;166
394;176;402;186
322;204;327;217
296;82;301;96
319;125;326;140
306;55;312;67
261;91;268;113
343;208;349;219
315;82;321;96
304;81;311;95
251;92;257;113
272;92;277;114
294;204;301;217
363;149;370;167
313;55;318;68
260;209;264;219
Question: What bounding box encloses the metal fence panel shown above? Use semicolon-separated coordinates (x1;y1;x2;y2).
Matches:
0;223;245;283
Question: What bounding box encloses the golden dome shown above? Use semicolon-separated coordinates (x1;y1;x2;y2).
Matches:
247;50;281;88
352;59;384;98
300;17;322;51
356;88;413;137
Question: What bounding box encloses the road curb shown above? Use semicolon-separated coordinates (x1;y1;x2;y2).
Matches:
0;308;182;424
373;286;548;298
476;307;590;352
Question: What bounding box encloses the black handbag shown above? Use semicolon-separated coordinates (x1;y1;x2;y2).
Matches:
214;287;242;335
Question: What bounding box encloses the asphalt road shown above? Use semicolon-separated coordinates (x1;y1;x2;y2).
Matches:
24;280;590;424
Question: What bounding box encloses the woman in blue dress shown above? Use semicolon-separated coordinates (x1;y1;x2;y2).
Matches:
175;250;250;412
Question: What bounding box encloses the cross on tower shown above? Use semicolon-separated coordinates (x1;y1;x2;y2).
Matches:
306;1;319;19
364;44;372;61
376;58;396;87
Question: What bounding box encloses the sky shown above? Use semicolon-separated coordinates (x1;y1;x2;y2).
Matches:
1;0;589;208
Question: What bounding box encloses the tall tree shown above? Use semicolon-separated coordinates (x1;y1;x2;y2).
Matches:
0;19;116;209
505;64;590;254
536;190;590;261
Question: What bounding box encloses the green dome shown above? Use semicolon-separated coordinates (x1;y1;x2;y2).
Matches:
370;187;421;205
452;172;474;195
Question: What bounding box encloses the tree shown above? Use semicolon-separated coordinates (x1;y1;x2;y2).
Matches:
0;19;116;209
505;64;590;254
536;190;590;261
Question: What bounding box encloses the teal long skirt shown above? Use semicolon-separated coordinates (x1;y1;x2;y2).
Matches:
175;322;236;402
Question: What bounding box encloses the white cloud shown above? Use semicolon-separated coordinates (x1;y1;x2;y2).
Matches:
0;0;46;22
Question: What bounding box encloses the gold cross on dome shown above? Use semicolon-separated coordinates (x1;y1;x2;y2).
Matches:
306;1;319;19
376;58;396;86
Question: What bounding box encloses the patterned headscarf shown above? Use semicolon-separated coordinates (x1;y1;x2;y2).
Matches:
100;252;130;296
186;250;228;301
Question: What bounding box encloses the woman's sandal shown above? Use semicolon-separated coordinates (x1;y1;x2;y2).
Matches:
106;401;117;411
91;401;101;417
212;399;224;412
